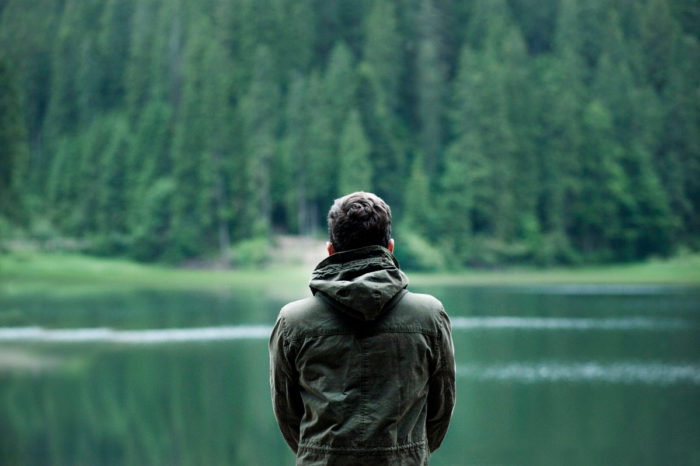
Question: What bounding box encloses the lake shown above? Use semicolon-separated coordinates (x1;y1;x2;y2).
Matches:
1;283;699;465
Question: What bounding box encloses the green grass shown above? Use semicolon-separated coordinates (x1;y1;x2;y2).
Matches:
0;251;311;297
411;254;700;286
1;251;699;298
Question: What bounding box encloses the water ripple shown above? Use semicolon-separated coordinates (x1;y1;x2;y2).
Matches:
450;316;692;331
457;361;700;385
0;325;273;344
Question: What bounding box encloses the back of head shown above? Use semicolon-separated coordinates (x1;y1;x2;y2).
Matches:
328;192;392;252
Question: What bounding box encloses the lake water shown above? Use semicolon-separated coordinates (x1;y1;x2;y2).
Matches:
1;284;699;465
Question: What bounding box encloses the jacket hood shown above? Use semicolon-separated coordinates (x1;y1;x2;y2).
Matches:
309;245;409;321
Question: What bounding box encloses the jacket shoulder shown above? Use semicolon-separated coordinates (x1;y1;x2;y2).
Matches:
278;296;331;339
280;296;325;321
400;291;444;313
389;291;449;332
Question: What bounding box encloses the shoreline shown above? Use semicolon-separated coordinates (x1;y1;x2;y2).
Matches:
2;251;699;296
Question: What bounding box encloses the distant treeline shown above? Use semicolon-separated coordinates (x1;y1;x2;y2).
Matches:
0;0;698;266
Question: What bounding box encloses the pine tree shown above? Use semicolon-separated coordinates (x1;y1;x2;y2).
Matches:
130;177;176;261
199;33;234;259
277;0;316;73
55;116;116;236
415;0;446;175
362;0;402;113
358;2;406;205
124;0;158;121
43;0;86;141
403;154;433;236
640;0;679;92
127;100;173;237
0;0;59;152
75;36;100;126
338;109;372;195
0;53;30;223
658;36;700;243
305;72;336;228
169;19;209;258
239;45;280;237
438;137;479;265
572;101;631;260
280;73;311;234
532;51;584;261
466;0;511;51
325;41;357;141
148;0;184;107
97;0;133;109
97;116;131;247
500;26;539;245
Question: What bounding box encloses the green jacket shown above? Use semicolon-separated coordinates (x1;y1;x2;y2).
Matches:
270;245;456;465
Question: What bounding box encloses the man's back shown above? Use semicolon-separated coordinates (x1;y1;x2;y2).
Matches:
270;245;455;465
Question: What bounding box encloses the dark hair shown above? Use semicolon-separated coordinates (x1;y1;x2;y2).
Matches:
328;191;392;252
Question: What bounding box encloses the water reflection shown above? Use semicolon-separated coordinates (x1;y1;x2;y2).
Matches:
458;361;700;385
1;285;699;465
0;325;272;344
450;316;692;330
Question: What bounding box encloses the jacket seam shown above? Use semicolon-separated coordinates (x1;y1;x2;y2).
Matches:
298;440;426;453
311;256;397;279
285;328;438;343
361;336;367;439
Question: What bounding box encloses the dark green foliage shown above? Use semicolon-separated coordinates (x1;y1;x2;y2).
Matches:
0;54;29;224
1;0;698;265
130;178;175;261
338;109;372;195
239;45;280;238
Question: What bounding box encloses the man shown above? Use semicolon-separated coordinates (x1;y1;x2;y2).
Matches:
270;191;456;465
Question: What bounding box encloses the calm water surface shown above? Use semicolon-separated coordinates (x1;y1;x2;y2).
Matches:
1;284;699;465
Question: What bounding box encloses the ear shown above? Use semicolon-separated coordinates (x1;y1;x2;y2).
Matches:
327;242;335;256
388;238;394;253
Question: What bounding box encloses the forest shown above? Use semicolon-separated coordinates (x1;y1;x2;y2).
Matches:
0;0;698;268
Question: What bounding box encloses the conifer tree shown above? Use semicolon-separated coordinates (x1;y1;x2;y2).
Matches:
124;0;158;121
439;138;478;265
403;154;433;240
355;64;406;209
199;34;233;258
44;0;85;141
239;45;280;237
97;117;131;240
325;42;357;142
362;1;402;113
358;1;406;208
0;54;30;223
415;0;446;175
277;0;315;73
280;73;311;234
572;101;630;259
338;109;372;195
641;0;679;92
169;19;209;258
305;72;336;228
75;37;101;126
97;0;133;110
128;101;173;236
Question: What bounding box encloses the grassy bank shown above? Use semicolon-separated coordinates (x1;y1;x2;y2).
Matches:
0;252;700;295
0;252;311;296
1;251;699;297
411;254;700;286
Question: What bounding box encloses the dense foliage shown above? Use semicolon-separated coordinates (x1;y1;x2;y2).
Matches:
1;0;698;266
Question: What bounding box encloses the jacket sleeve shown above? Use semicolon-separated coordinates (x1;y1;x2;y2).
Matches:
269;311;305;454
426;307;456;452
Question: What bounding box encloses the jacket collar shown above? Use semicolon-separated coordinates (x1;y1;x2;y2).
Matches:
309;245;409;321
